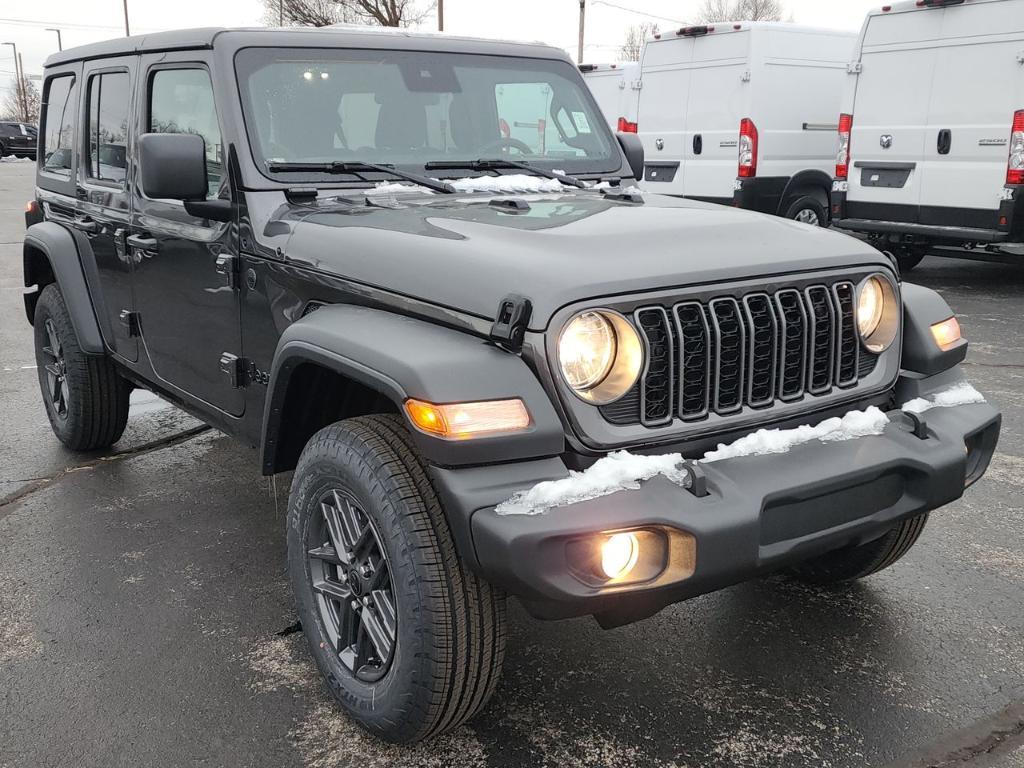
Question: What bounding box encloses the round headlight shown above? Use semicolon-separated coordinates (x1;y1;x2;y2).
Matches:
856;274;899;353
559;311;616;390
558;311;644;404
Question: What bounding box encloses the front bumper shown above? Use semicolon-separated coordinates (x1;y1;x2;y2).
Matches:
432;372;999;623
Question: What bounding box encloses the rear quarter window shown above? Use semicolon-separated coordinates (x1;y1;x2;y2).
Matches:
41;74;78;178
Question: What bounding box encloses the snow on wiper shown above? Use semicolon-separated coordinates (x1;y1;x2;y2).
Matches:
424;159;588;189
265;160;455;194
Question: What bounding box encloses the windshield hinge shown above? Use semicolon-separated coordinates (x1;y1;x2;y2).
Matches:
285;188;319;204
848;61;863;74
490;294;532;351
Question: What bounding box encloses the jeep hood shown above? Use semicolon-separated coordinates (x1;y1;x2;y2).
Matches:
275;191;887;330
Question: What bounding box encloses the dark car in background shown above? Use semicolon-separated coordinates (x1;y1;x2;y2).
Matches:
0;121;37;158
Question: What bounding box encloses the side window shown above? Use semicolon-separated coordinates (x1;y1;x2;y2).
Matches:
86;72;131;185
149;68;223;198
42;75;78;177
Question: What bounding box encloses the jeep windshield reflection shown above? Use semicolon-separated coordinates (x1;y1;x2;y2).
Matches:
235;47;619;183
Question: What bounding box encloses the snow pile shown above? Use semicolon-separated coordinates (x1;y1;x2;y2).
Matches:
701;406;890;464
0;156;34;164
902;381;986;414
448;174;566;194
367;182;431;195
590;180;644;195
495;451;690;516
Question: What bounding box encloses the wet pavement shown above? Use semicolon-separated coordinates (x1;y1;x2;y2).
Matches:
1;160;1022;767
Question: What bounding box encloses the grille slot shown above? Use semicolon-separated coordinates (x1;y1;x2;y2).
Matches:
635;307;675;426
600;278;882;429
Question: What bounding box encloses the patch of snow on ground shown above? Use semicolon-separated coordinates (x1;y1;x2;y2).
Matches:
702;406;891;464
495;451;690;516
449;174;566;194
0;155;34;163
902;381;985;414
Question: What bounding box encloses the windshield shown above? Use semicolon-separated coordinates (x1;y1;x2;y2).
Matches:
235;47;620;182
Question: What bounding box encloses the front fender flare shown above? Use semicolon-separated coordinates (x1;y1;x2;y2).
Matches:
901;283;968;376
24;222;105;354
261;305;565;470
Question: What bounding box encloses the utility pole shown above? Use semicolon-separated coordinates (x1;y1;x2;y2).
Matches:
123;0;131;36
46;28;63;51
279;0;284;26
438;0;444;31
2;42;27;123
18;53;28;122
577;0;586;64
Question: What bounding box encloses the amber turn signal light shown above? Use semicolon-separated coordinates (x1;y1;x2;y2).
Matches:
931;316;962;350
404;398;531;440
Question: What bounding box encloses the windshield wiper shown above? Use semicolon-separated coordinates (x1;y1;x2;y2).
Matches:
423;159;588;189
266;160;455;195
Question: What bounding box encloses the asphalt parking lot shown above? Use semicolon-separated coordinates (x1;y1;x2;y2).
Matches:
2;158;1023;768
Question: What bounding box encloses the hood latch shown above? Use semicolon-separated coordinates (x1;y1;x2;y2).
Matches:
490;294;532;352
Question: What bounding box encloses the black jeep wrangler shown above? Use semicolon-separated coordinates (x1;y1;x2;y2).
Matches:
23;27;1000;744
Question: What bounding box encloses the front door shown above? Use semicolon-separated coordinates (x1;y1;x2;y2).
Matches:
130;55;243;416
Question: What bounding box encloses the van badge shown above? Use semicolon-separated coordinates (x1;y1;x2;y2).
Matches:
880;134;893;149
655;138;665;151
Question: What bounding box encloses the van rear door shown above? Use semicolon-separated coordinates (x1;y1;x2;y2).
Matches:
916;0;1024;228
636;36;696;195
846;9;947;222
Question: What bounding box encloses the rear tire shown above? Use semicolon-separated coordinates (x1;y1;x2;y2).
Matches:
784;194;828;227
33;283;131;451
895;248;926;273
788;514;929;584
287;413;507;744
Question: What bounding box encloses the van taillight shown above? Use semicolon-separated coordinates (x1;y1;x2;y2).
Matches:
617;117;638;133
738;118;758;178
1007;110;1024;185
836;113;854;180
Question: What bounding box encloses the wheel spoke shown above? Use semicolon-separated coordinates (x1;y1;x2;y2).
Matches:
40;345;57;361
312;577;351;604
361;597;395;663
320;501;349;562
333;491;364;551
45;322;60;357
308;544;344;566
368;560;390;591
59;379;70;412
370;589;397;641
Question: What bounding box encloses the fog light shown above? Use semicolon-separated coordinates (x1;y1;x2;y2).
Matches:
601;533;640;580
931;316;962;350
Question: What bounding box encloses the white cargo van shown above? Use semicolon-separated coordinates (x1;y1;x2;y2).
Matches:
580;62;641;133
832;0;1024;270
626;23;855;225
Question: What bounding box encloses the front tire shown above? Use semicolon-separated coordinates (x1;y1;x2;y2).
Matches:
287;414;507;744
33;284;130;451
788;514;929;584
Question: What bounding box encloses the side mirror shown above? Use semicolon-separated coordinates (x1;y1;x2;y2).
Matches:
617;132;645;182
138;132;209;201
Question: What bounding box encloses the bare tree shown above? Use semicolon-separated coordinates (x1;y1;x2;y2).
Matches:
1;77;40;123
695;0;787;23
619;22;658;61
262;0;434;27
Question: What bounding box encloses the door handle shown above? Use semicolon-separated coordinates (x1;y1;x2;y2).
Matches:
937;129;952;155
71;216;100;234
693;133;703;155
126;233;159;252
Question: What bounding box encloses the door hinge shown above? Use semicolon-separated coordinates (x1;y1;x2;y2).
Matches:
114;228;127;261
119;310;141;337
215;254;240;290
741;69;751;82
631;79;643;91
220;353;249;388
489;294;532;352
847;61;863;74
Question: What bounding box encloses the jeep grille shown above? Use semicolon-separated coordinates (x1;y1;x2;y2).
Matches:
601;281;880;428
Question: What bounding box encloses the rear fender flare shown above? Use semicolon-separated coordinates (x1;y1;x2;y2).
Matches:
23;222;105;354
778;170;833;216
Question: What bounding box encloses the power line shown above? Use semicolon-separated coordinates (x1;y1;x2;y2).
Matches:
590;0;686;24
0;16;155;32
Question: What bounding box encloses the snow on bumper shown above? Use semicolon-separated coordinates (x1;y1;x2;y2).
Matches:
470;386;1000;607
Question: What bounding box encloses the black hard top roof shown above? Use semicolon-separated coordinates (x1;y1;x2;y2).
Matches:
44;26;569;68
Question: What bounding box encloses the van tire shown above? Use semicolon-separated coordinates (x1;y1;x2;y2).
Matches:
287;414;507;743
895;250;926;273
784;195;828;227
33;283;131;451
788;514;929;584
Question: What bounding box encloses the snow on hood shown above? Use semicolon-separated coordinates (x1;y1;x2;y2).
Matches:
365;175;642;197
495;382;986;516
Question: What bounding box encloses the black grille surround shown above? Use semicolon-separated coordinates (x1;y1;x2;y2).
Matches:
583;273;898;434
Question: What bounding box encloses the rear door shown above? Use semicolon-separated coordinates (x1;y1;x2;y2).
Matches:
916;0;1024;227
678;31;749;201
636;37;695;195
582;68;627;131
846;9;946;220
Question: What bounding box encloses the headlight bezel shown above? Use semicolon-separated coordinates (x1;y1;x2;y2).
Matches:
557;309;644;405
856;273;900;353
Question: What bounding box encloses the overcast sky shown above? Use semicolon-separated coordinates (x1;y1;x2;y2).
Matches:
3;0;881;98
